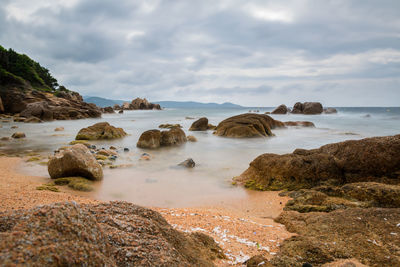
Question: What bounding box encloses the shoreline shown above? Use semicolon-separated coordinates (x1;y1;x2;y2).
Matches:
0;155;293;265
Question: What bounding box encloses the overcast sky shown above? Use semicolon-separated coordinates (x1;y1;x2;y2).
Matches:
1;0;399;106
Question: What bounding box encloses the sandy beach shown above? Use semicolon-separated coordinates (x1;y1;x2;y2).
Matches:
0;155;293;266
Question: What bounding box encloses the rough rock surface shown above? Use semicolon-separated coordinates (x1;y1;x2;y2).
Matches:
284;121;315;127
48;144;103;181
178;158;196;168
271;104;288;114
76;122;127;140
0;87;102;120
214;113;285;138
0;201;223;266
102;106;114;113
237;135;400;191
189;117;209;131
137;128;187;148
121;98;161;110
291;102;323;115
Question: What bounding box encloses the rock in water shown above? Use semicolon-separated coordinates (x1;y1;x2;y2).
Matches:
0;202;224;266
323;107;337;114
102;106;114;113
179;158;195;168
271;104;288;114
137;129;162;149
214;113;285;138
48;144;103;181
11;132;25;139
137;128;187;148
284;121;315;127
291;102;323;115
189;117;208;131
76;122;127;140
187;135;197;142
54;127;64;131
236;134;400;190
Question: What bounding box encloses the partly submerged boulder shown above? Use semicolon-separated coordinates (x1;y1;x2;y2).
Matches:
76;122;127;140
214;113;285;138
0;201;224;266
284;121;315;127
11;132;26;139
48;144;103;181
137;128;187;148
237;134;400;190
102;106;114;113
137;130;162;149
189;117;209;131
291;102;323;115
271;104;288;114
324;107;338;114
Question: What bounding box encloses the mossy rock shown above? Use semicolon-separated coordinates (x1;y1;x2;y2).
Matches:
26;156;41;162
54;177;94;192
36;184;60;192
69;140;91;147
95;155;108;161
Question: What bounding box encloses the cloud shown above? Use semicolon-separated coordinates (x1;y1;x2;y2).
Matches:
0;0;399;106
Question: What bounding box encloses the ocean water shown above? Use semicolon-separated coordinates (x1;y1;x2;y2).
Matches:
1;107;400;207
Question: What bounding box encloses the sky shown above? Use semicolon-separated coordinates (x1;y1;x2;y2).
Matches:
1;0;399;106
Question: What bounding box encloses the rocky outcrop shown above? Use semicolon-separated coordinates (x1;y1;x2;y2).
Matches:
137;128;187;149
48;144;103;181
121;98;161;110
76;122;127;140
237;135;400;190
0;201;223;266
101;106;114;113
324;107;337;114
284;121;315;127
214;113;285;138
190;117;209;131
0;87;102;120
271;104;288;114
291;102;323;115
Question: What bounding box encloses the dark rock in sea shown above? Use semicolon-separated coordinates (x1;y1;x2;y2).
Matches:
48;144;103;181
236;134;400;191
123;147;129;152
0;201;224;266
363;114;371;118
121;98;161;110
323;107;337;114
118;109;123;114
291;102;323;115
271;104;288;114
11;132;25;139
159;123;182;129
137;128;187;148
54;127;64;131
189;117;209;131
76;122;127;140
102;106;114;113
24;116;43;123
178;158;195;168
214;113;285;138
284;121;315;127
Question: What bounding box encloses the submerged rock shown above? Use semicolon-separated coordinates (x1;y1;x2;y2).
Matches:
159;123;182;129
24;116;43;123
323;107;337;114
0;202;224;266
284;121;315;127
187;135;197;142
189;117;209;131
137;128;187;148
291;102;323;115
271;104;288;114
11;132;26;139
48;144;103;181
214;113;285;138
178;158;195;168
76;122;127;140
54;127;64;131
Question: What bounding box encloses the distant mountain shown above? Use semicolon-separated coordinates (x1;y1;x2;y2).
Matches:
83;96;125;107
154;101;243;108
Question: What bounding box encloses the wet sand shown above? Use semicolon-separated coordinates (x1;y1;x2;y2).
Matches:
0;156;293;266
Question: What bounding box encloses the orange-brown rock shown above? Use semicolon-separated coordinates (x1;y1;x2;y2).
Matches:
137;128;187;148
137;129;162;149
291;102;323;115
76;122;127;140
214;113;285;138
284;121;315;127
189;117;209;131
271;104;288;114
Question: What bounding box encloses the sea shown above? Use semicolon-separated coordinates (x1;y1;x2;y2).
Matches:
1;107;400;207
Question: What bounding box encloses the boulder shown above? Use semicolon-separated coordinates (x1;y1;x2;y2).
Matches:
0;202;224;266
214;113;285;138
102;106;114;113
137;130;162;149
284;121;315;127
24;116;43;123
159;124;182;129
324;107;338;114
48;144;103;181
11;132;26;139
189;117;209;131
291;102;323;115
20;101;53;121
236;134;400;191
76;122;127;140
118;110;123;114
187;135;197;142
178;158;195;168
271;104;288;114
130;98;161;110
113;104;121;110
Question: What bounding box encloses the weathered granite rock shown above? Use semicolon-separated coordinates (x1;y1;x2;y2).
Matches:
189;117;209;131
137;128;187;148
0;201;224;266
76;122;127;140
214;113;285;138
48;144;103;180
291;102;323;115
120;98;161;110
20;101;53;121
178;158;195;168
284;121;315;127
159;123;182;129
137;130;162;149
271;104;288;114
160;127;187;146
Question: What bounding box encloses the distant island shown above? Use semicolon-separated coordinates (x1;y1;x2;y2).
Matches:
84;96;243;109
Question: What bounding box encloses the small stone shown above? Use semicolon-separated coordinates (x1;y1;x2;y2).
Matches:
124;148;129;152
12;132;26;139
178;158;195;168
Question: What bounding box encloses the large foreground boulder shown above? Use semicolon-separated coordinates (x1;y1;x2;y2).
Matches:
189;117;209;131
291;102;323;115
237;134;400;190
137;128;187;148
0;201;223;266
76;122;127;140
271;104;288;114
48;144;103;181
214;113;285;138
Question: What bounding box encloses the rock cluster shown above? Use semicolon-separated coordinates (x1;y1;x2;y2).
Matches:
0;87;102;121
214;113;285;138
0;201;224;266
114;98;161;110
137;128;187;149
75;122;127;140
271;102;337;115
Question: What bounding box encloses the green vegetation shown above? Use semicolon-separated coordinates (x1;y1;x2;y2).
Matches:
0;44;70;94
